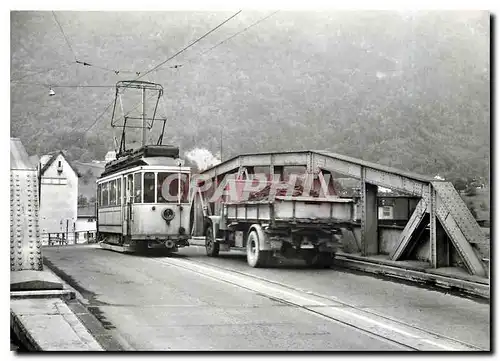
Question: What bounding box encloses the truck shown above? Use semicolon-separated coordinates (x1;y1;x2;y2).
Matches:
198;172;354;268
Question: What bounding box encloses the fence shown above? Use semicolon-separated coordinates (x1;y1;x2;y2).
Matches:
41;231;97;246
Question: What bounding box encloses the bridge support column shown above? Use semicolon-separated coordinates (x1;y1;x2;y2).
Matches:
429;187;450;268
10;138;43;271
361;167;378;256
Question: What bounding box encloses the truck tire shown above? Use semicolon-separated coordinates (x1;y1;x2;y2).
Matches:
246;230;271;268
205;225;219;257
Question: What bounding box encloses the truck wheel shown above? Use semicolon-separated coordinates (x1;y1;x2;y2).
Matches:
246;230;271;268
205;225;219;257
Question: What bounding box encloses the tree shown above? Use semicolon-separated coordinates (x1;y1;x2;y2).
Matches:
81;168;93;185
465;186;477;197
452;178;468;192
78;195;88;206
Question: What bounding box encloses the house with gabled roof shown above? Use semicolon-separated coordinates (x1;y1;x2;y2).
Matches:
35;151;81;242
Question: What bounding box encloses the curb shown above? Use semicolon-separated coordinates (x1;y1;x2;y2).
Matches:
11;290;75;300
11;311;41;351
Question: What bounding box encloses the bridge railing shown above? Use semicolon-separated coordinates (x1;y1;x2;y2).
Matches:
40;232;97;246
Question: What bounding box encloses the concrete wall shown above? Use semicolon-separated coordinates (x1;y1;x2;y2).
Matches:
343;225;410;256
39;154;78;235
75;218;96;233
378;226;405;254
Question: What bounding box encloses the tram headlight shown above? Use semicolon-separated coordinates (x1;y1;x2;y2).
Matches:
179;226;186;235
162;208;175;222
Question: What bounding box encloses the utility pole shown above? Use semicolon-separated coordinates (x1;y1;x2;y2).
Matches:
142;85;147;146
220;128;223;162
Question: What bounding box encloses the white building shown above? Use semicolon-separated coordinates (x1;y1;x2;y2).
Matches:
37;151;81;243
75;205;97;243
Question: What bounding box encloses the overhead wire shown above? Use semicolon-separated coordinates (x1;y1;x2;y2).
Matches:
82;100;115;134
46;11;245;84
52;11;78;61
23;11;244;143
53;12;145;77
126;10;243;84
136;11;280;145
170;10;279;70
75;60;143;76
81;10;243;139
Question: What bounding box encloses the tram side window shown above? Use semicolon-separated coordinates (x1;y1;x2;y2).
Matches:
103;182;109;207
157;172;190;203
127;174;133;203
110;180;116;206
134;173;142;203
117;178;121;206
144;172;155;203
97;184;101;206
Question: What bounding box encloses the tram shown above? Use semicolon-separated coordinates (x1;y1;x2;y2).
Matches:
96;145;191;253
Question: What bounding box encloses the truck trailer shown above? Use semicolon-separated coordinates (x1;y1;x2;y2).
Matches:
195;168;355;268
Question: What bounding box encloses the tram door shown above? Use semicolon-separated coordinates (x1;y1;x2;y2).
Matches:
123;174;134;239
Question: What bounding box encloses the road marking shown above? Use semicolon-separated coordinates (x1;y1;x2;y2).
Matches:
150;256;481;351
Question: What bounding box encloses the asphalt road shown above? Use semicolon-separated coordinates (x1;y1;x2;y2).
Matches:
42;244;490;351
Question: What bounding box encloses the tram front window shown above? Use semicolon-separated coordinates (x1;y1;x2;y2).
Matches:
134;173;142;203
144;172;155;203
157;172;189;203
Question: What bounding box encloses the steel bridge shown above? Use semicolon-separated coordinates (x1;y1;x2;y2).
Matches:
193;150;489;282
10;139;490;352
11;138;489;299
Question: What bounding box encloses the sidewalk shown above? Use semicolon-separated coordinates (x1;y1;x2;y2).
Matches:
11;270;104;351
11;298;103;351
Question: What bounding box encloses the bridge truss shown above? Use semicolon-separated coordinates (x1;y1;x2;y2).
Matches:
198;150;488;277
